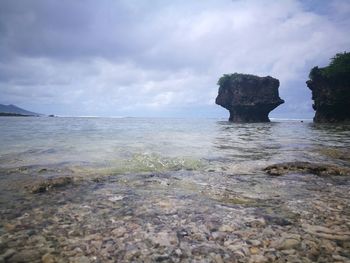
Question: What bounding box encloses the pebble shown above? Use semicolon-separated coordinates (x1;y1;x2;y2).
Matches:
210;253;224;263
249;247;260;255
150;231;178;247
218;225;234;232
321;239;336;252
211;231;226;240
278;238;300;250
248;240;261;246
108;195;124;202
281;249;296;255
249;254;268;263
111;227;127;237
69;256;90;263
274;234;301;250
4;224;16;232
42;253;56;263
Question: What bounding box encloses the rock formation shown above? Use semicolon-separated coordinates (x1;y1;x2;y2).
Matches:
264;162;350;177
215;73;284;122
306;52;350;123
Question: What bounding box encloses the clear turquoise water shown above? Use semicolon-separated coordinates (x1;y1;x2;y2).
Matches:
1;117;349;176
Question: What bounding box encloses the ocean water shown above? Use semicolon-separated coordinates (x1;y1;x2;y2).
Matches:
1;117;349;174
1;117;350;262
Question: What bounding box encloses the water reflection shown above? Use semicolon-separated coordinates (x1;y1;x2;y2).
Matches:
208;120;350;174
307;123;350;166
213;121;281;162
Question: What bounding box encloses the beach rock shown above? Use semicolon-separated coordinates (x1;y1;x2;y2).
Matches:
263;162;350;176
215;73;284;122
28;176;74;193
306;52;350;123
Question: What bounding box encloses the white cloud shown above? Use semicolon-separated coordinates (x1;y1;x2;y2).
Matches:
0;0;349;117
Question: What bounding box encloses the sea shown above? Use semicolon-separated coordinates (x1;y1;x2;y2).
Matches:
0;117;350;262
1;117;349;173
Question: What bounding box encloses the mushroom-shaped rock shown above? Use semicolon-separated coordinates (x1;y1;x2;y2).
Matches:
215;73;284;122
306;52;350;123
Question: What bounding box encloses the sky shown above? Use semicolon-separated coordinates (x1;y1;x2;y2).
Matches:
0;0;349;118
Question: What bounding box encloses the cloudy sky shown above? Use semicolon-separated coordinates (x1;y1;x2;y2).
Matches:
0;0;349;118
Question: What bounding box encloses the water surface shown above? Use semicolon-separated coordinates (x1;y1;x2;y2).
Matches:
0;117;349;262
1;117;349;173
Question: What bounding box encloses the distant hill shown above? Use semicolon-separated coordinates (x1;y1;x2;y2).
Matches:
0;104;42;116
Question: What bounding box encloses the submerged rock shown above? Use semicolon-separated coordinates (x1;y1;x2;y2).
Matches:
306;52;350;123
264;162;350;176
28;176;74;193
215;73;284;122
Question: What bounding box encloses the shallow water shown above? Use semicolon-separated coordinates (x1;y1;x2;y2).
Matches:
1;117;349;173
0;117;350;262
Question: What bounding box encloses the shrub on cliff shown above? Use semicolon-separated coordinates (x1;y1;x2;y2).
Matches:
217;73;255;88
309;52;350;84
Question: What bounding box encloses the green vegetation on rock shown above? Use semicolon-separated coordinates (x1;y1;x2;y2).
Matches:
307;51;350;122
309;52;350;84
215;72;283;122
217;73;256;88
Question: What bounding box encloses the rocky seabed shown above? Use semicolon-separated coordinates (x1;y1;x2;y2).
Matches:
0;165;350;263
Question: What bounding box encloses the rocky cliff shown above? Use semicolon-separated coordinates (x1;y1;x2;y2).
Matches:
215;73;284;122
306;52;350;123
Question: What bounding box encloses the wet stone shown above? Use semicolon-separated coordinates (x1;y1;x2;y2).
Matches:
28;177;74;193
264;162;350;177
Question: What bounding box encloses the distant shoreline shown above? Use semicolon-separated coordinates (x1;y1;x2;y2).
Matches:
0;114;314;121
0;112;36;117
